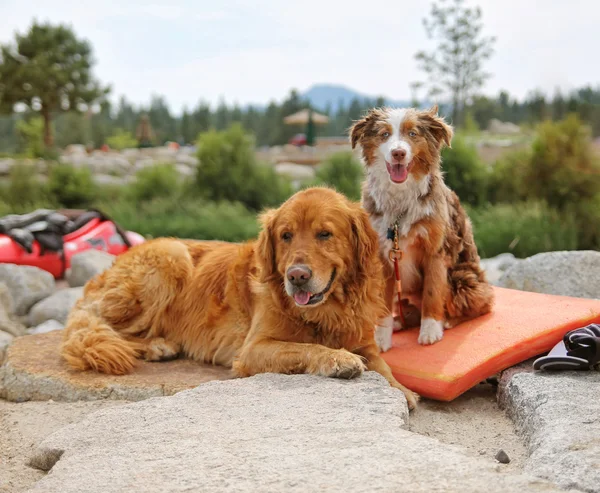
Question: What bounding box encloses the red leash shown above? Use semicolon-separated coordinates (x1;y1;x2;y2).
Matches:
388;224;406;328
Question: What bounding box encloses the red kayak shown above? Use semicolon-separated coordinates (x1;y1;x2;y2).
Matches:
0;210;144;278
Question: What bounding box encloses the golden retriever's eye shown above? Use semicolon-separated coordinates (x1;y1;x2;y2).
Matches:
409;131;417;138
381;132;390;139
317;231;332;240
281;232;293;242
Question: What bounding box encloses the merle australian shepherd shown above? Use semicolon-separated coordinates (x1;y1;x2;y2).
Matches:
350;106;493;350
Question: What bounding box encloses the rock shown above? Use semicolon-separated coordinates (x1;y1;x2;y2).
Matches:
28;287;84;326
0;157;15;176
27;319;64;335
495;449;510;464
488;119;521;135
498;250;600;298
497;359;536;403
175;163;195;177
134;158;155;170
175;154;198;167
0;282;27;337
0;330;13;364
66;250;115;287
0;331;231;402
480;253;521;285
63;144;87;155
275;162;317;180
500;371;600;492
26;373;563;493
0;264;55;316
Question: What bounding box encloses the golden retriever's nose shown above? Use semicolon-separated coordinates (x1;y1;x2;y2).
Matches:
392;148;406;161
286;265;312;287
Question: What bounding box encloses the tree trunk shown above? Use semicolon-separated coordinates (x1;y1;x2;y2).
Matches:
41;106;54;148
452;95;461;128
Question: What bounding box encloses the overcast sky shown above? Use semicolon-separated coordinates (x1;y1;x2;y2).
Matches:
1;0;599;112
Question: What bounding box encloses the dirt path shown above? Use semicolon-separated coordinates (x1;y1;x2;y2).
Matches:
0;383;526;492
409;383;526;472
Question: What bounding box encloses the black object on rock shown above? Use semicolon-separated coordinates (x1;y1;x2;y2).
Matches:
533;324;600;371
495;449;510;464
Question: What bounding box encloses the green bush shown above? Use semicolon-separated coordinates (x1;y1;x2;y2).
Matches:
47;163;97;208
566;194;600;250
526;115;600;210
102;197;259;242
468;201;578;258
107;129;137;150
1;163;52;209
441;135;489;206
129;164;180;202
196;124;291;210
314;151;363;201
488;149;531;204
15;117;45;158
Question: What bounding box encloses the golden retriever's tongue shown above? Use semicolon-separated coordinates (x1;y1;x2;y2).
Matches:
294;291;311;305
387;162;408;183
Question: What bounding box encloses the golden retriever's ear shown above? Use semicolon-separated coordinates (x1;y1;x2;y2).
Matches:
256;209;277;283
419;106;453;148
350;206;379;278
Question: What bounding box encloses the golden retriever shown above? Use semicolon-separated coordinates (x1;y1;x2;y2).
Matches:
61;187;419;409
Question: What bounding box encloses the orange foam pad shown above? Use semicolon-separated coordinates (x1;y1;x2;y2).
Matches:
382;287;600;401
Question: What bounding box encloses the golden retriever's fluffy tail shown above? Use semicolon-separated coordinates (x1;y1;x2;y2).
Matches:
61;305;139;375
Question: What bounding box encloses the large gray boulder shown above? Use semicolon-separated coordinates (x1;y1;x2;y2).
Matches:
0;264;55;316
480;253;521;285
0;330;13;363
498;250;600;298
500;371;600;492
27;319;64;335
27;373;562;493
66;250;115;287
28;287;83;326
0;282;26;336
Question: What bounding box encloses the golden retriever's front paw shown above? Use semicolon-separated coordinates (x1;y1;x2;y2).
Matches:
418;318;444;345
319;350;367;379
404;389;420;411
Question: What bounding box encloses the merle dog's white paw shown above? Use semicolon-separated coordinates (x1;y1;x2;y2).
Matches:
375;319;394;352
418;318;444;345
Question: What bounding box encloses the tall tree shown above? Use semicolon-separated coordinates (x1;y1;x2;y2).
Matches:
414;0;495;127
0;21;109;147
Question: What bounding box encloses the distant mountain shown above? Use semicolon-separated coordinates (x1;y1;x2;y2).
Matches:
301;84;410;112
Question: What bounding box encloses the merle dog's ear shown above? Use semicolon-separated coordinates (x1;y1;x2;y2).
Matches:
419;105;453;148
256;209;277;283
349;108;382;149
349;117;369;149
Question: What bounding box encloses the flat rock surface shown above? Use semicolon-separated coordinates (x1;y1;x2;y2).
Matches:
0;331;231;402
26;373;563;493
500;371;600;492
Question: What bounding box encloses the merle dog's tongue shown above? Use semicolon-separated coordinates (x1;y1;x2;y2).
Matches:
294;291;311;305
389;163;408;183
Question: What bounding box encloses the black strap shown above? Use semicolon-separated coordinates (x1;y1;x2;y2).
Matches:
564;324;600;368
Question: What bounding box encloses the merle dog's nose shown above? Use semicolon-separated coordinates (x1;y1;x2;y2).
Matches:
392;148;407;161
286;265;312;287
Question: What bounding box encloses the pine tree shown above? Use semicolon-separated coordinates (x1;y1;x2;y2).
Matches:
414;0;495;127
0;21;109;147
